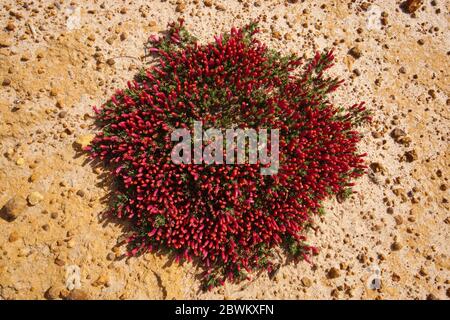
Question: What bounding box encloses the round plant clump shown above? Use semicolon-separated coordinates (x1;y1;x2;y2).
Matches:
89;20;370;288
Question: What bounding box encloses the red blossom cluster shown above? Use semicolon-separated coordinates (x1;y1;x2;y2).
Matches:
89;20;370;288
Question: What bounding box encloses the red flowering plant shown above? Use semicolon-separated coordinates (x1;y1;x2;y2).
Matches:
88;20;370;289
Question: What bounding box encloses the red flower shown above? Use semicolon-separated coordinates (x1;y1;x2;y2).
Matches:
89;20;370;289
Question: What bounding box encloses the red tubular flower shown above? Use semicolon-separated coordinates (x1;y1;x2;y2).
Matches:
89;21;370;289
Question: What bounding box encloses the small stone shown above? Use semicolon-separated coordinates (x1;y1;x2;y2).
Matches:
106;58;115;66
330;288;339;298
404;149;418;162
117;293;127;300
403;0;423;14
370;162;385;173
106;36;116;45
390;128;406;141
5;148;14;159
107;252;116;261
120;32;127;41
327;267;341;279
87;34;95;41
392;273;401;281
58;111;67;118
391;241;403;251
54;258;65;266
301;277;312;287
66;289;89;300
27;192;44;206
392;188;406;198
0;33;13;47
348;46;362;59
394;215;403;225
8;231;19;242
20;54;31;62
360;2;370;10
45;286;61;300
49;88;58;97
29;173;39;182
1;196;27;221
76;190;85;197
2;78;11;86
59;288;70;299
215;3;226;11
419;266;428;276
6;22;15;31
204;0;213;7
74;134;95;150
67;239;76;248
55;100;64;108
426;293;438;300
339;262;348;270
15;157;25;166
175;3;186;13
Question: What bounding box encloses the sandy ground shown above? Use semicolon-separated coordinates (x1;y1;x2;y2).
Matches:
0;0;448;300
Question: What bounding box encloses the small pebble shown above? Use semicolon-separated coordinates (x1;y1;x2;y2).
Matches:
1;196;27;221
27;192;44;206
8;231;19;242
66;289;89;300
301;277;312;287
76;190;85;197
348;47;362;59
45;286;61;300
16;158;25;166
327;267;341;279
391;241;403;251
